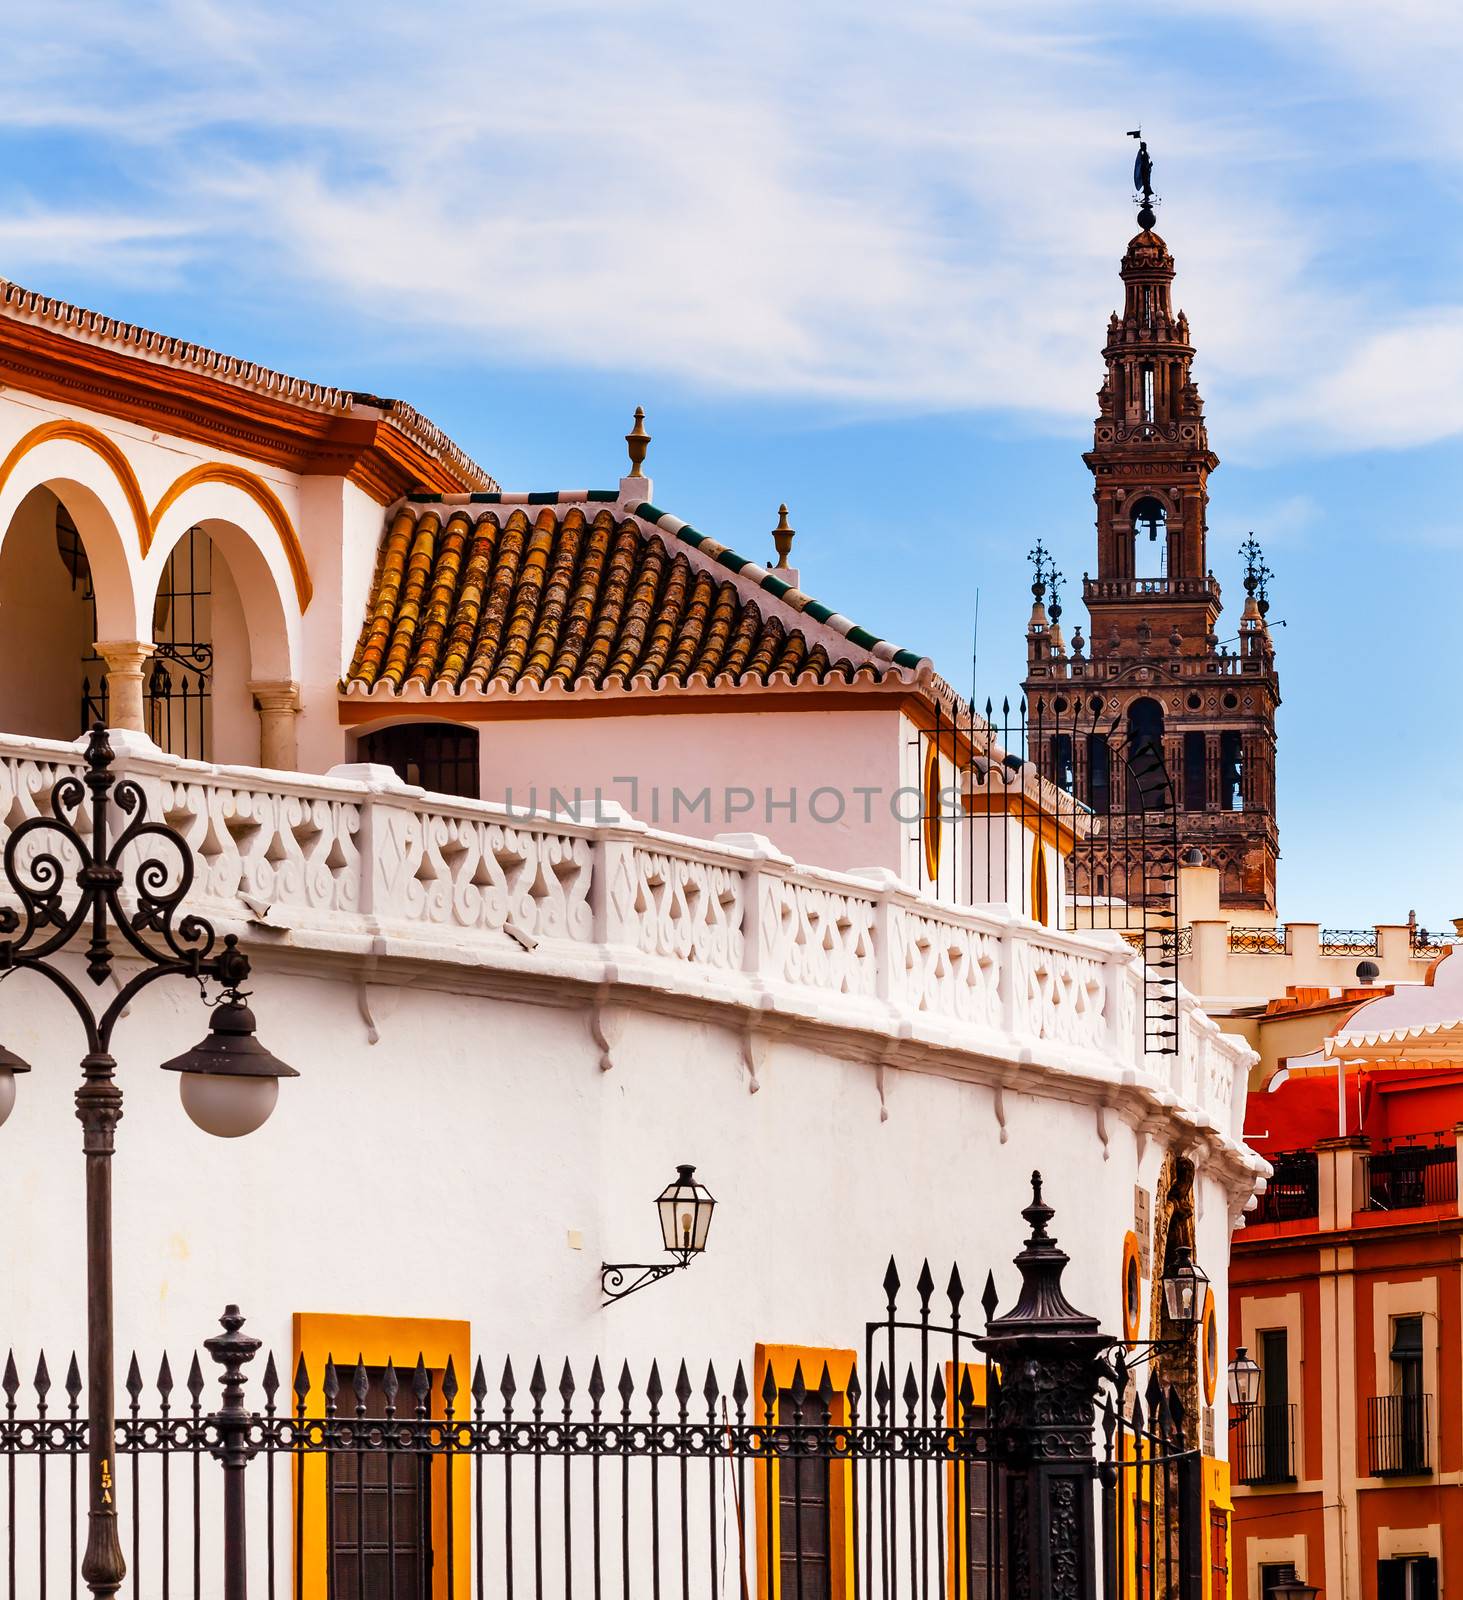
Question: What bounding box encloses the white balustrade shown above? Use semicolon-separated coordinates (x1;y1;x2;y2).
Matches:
0;734;1253;1149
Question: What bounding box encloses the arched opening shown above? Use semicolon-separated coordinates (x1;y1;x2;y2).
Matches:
0;489;105;740
1130;496;1167;580
1086;731;1111;813
1126;698;1167;813
145;516;295;766
1030;843;1051;927
358;724;480;799
1183;731;1207;813
1220;731;1244;812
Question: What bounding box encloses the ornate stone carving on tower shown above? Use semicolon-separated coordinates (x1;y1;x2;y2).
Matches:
1022;144;1281;913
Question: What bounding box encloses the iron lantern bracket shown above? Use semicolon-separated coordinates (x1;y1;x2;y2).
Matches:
599;1259;690;1305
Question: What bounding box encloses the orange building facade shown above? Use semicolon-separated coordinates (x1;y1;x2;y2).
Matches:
1231;1038;1463;1598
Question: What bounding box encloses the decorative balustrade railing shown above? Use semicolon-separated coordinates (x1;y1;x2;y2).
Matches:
1227;926;1287;955
0;734;1249;1146
1410;927;1456;954
1320;928;1378;957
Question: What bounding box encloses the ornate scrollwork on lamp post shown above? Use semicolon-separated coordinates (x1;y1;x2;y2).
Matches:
0;726;295;1599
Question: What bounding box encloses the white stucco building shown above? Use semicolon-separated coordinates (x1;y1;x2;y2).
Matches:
0;274;1264;1593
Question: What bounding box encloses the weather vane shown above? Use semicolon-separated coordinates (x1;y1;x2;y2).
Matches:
1127;129;1158;230
1028;541;1064;617
1240;533;1273;616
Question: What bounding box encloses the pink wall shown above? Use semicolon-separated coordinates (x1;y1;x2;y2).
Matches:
402;707;905;877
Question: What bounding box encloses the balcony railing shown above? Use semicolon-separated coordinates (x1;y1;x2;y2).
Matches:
1320;928;1378;957
0;732;1253;1147
1364;1144;1458;1212
1232;1404;1297;1486
1368;1393;1432;1476
1229;925;1287;955
1251;1151;1319;1224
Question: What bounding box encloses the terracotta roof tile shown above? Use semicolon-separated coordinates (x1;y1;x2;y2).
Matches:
345;504;896;697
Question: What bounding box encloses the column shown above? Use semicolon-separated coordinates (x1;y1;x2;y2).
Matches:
249;681;301;771
93;641;156;735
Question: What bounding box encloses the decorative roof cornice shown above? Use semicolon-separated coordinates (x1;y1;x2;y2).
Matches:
0;279;497;498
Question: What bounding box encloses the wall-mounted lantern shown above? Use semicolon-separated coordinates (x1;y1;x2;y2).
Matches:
1268;1573;1320;1600
601;1164;716;1304
1227;1346;1261;1412
1161;1243;1209;1328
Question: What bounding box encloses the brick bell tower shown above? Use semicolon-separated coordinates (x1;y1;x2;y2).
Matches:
1023;141;1280;913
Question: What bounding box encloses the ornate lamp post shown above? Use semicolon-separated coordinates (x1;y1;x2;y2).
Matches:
0;727;295;1599
977;1172;1115;1600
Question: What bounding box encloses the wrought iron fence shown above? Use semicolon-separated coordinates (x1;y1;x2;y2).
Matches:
1231;1404;1296;1487
910;690;1184;1055
1367;1393;1431;1477
1249;1151;1319;1225
1364;1143;1458;1211
1228;926;1287;955
1320;928;1378;957
0;1180;1205;1600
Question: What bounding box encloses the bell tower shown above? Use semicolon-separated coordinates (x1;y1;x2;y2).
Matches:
1022;142;1281;913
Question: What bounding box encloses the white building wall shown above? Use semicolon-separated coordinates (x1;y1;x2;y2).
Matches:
0;732;1262;1398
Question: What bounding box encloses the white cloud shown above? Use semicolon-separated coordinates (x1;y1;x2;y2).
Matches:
0;0;1458;455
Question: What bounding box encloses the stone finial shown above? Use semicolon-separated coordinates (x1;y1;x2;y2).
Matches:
771;504;795;570
625;407;650;479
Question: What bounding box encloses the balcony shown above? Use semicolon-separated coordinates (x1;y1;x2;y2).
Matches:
1367;1393;1432;1476
1251;1151;1319;1224
1082;575;1223;605
1233;1404;1297;1486
1364;1143;1458;1212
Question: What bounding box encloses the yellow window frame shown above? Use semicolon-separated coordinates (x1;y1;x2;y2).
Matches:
753;1343;857;1600
292;1311;472;1600
945;1361;992;1599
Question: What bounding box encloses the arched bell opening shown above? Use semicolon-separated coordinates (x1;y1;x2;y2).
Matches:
1129;495;1169;581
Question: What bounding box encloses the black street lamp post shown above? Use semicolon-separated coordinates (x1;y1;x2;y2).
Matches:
0;727;295;1599
977;1172;1115;1600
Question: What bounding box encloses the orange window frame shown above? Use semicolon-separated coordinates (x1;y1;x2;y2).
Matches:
292;1312;472;1600
923;741;944;882
753;1344;857;1600
944;1360;992;1599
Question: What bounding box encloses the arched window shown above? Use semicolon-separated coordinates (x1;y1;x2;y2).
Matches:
1126;698;1168;813
1086;733;1111;813
1220;731;1244;811
1183;732;1207;813
1130;497;1167;580
1031;844;1051;927
359;724;481;799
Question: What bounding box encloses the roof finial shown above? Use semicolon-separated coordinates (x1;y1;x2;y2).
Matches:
625;406;650;480
771;504;796;570
1240;532;1273;621
1127;129;1158;231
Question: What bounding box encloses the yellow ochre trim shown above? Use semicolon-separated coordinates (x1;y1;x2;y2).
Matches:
152;462;312;610
753;1343;857;1600
0;419;151;553
1201;1288;1218;1407
945;1361;991;1600
922;740;943;883
0;421;312;611
292;1312;471;1600
1122;1231;1143;1344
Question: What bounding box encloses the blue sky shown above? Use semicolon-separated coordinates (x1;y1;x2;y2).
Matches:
2;1;1461;926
